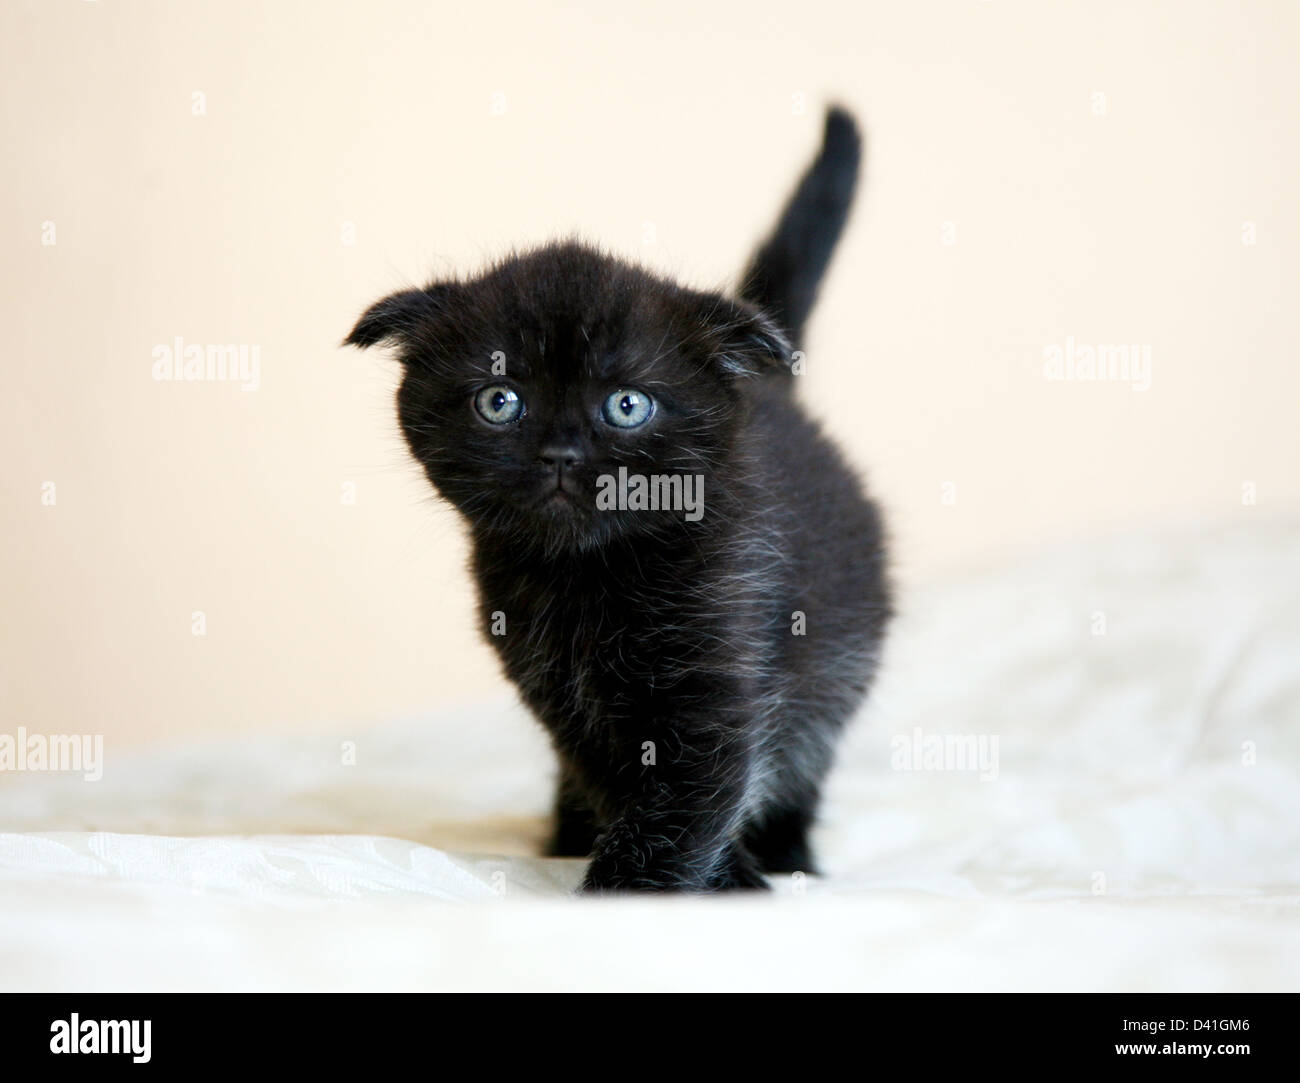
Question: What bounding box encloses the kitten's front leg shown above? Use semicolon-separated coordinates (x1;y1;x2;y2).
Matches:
578;729;766;894
545;763;600;858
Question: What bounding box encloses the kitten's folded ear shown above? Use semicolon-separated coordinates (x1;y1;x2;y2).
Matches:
700;297;795;379
343;284;456;350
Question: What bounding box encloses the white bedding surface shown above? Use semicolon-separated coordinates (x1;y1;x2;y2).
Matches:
3;520;1298;991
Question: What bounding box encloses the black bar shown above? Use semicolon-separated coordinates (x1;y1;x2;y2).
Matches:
0;993;1291;1070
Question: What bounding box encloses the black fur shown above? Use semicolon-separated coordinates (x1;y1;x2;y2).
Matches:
345;107;889;892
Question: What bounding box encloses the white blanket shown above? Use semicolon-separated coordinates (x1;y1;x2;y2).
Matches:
3;521;1298;991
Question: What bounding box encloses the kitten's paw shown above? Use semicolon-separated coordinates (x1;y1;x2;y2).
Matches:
579;844;770;894
708;846;771;892
578;820;680;892
579;861;685;894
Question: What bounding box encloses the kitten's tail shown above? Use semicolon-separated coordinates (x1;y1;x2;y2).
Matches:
739;106;861;348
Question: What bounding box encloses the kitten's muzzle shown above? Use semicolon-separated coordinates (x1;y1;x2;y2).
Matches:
534;444;586;501
536;444;583;469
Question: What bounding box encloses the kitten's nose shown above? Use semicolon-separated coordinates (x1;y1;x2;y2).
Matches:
537;444;582;469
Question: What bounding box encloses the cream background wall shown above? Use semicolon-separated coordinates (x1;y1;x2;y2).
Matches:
2;0;1296;746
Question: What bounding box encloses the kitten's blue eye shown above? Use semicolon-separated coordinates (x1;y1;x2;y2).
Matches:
474;385;523;424
601;389;654;428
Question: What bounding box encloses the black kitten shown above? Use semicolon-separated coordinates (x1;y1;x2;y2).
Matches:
346;107;889;892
